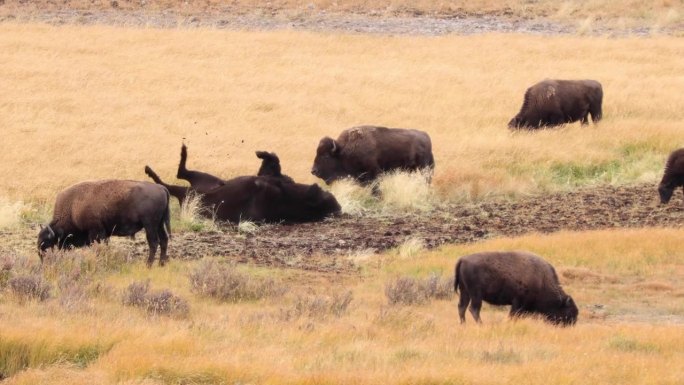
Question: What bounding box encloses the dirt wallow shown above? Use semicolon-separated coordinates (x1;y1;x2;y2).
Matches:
3;183;683;272
146;183;683;272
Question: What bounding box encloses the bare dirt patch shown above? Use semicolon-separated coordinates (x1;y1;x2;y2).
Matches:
4;183;682;273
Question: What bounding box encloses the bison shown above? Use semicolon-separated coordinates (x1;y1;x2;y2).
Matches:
256;151;294;183
37;180;171;267
508;79;603;129
159;144;294;206
176;143;226;194
145;167;340;223
311;125;434;185
454;251;578;326
144;145;340;223
658;148;684;204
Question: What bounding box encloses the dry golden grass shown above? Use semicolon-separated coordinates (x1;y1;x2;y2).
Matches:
0;24;683;205
1;228;683;384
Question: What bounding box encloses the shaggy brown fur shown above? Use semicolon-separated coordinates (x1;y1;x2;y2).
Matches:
37;180;171;267
658;148;684;204
311;125;434;185
145;167;340;223
454;251;578;326
256;151;294;183
508;79;603;129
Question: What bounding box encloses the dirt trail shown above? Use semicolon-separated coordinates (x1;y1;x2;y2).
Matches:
3;183;682;272
151;183;683;272
0;6;679;36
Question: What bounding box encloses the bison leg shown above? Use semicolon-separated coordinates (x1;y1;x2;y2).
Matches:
509;298;525;319
458;289;470;324
158;223;169;267
580;112;590;125
469;297;483;323
590;104;602;123
143;223;160;268
88;228;106;245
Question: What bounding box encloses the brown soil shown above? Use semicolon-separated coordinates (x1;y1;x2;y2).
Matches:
146;183;682;272
3;183;683;272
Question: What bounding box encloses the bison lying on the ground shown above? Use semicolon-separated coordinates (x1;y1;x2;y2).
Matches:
454;251;578;326
144;168;341;223
658;148;684;204
146;143;339;222
311;125;434;185
37;180;171;267
508;79;603;129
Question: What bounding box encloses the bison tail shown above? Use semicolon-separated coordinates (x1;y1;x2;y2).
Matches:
163;189;172;239
454;259;462;293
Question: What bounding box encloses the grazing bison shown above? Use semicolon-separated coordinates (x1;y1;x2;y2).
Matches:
144;167;341;223
454;251;578;326
311;125;434;185
37;180;171;267
508;79;603;129
658;148;684;204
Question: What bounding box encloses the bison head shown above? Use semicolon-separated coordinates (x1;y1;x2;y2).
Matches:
37;224;58;258
544;295;578;326
507;116;522;129
658;184;675;204
311;137;347;185
281;182;341;222
257;178;341;222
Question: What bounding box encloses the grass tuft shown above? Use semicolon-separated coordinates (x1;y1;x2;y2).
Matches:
384;273;453;306
8;274;51;302
122;280;190;318
188;259;287;302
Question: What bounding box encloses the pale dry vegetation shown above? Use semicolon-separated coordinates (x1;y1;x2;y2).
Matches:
0;24;683;208
1;0;682;28
0;228;682;384
0;20;683;385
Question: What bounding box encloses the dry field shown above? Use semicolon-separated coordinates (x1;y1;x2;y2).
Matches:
1;228;683;384
0;17;684;385
1;23;683;206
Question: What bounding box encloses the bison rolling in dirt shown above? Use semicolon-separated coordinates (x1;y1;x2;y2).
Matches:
145;167;340;223
311;125;434;185
165;144;294;206
145;144;340;223
454;251;578;326
658;148;684;204
37;180;171;267
508;79;603;129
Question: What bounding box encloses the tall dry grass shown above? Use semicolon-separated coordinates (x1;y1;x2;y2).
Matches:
0;24;683;207
1;228;683;384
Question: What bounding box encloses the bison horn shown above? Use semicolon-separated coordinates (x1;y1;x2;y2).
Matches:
331;140;337;153
46;224;55;238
